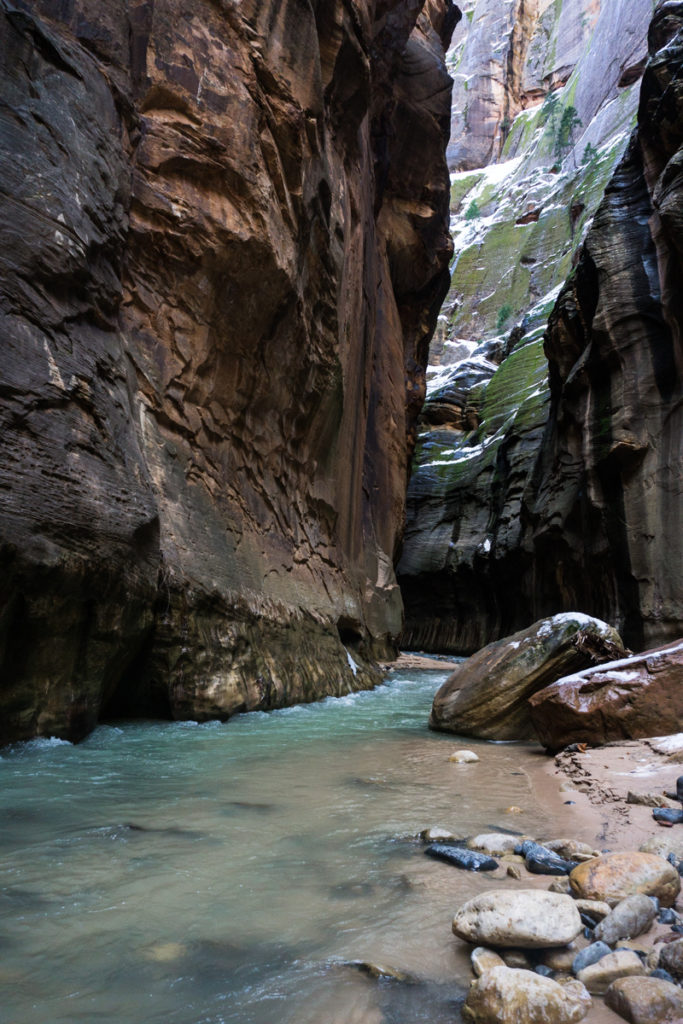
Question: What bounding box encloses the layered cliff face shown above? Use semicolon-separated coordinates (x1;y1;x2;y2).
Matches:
398;0;682;654
0;0;458;743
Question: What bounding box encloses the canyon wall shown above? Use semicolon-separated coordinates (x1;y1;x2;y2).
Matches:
0;0;458;743
399;0;682;654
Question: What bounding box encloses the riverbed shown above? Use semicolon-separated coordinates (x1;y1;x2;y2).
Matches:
1;666;572;1024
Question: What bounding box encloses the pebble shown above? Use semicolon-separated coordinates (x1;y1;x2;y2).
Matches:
453;889;582;949
463;966;591;1024
471;946;505;977
538;943;579;973
505;806;523;814
502;949;532;969
545;839;600;863
571;941;612;975
449;750;479;763
548;877;570;894
605;975;683;1024
594;893;657;945
420;826;459;843
574;899;611;921
507;863;522;880
576;949;646;994
468;833;524;856
569;851;681;907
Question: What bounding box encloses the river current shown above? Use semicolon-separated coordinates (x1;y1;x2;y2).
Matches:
1;666;563;1024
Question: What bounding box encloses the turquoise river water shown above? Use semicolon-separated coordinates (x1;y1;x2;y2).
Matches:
0;666;563;1024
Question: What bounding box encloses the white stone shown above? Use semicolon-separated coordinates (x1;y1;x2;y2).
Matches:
468;832;524;855
453;889;583;948
449;749;479;763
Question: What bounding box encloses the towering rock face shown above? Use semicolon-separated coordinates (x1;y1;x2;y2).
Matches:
398;0;682;654
534;1;683;650
0;0;458;743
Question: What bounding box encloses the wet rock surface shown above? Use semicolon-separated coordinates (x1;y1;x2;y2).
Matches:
605;974;683;1024
569;852;681;909
398;0;659;656
463;965;591;1024
529;641;683;751
0;0;457;742
429;613;625;740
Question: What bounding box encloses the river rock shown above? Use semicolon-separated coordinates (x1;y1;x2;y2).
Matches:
502;950;533;970
627;791;680;809
593;894;656;946
544;840;600;863
605;975;683;1024
640;835;683;861
430;614;625;740
468;833;525;856
576;950;646;994
463;966;591;1024
657;936;683;980
420;827;459;843
652;807;683;826
425;844;498;871
452;890;583;949
569;852;681;907
471;947;506;977
517;840;578;876
449;750;480;763
571;942;612;975
537;944;579;972
529;642;683;751
574;900;611;922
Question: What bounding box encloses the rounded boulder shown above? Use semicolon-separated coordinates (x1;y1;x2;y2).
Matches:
452;889;582;949
463;966;591;1024
605;975;683;1024
569;852;680;908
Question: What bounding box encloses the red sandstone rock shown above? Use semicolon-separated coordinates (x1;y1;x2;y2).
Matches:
0;0;458;742
529;640;683;751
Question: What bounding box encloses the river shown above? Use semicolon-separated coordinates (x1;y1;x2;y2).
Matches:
0;665;564;1023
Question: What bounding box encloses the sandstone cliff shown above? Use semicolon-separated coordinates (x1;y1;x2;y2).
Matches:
398;0;682;654
0;0;458;742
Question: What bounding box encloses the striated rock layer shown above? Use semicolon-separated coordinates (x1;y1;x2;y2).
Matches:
399;0;683;655
0;0;458;743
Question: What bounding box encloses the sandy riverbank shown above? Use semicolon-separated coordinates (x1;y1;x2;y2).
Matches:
385;655;683;1022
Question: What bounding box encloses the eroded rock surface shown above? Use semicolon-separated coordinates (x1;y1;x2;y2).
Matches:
529;640;683;751
400;0;683;656
0;0;458;742
429;613;625;740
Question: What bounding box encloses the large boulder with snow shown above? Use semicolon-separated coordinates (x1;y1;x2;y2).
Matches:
429;614;625;740
528;639;683;751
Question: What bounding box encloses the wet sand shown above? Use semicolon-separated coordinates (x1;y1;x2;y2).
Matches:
526;735;683;1024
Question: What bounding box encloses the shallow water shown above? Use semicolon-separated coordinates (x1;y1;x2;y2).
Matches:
0;667;561;1024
